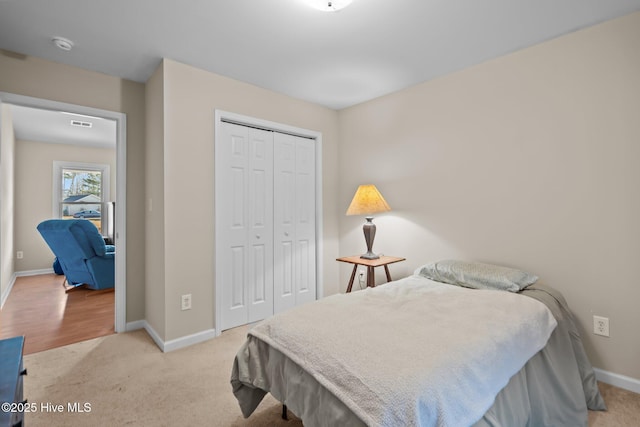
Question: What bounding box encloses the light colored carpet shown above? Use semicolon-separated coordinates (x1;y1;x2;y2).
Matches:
24;326;301;426
23;327;639;426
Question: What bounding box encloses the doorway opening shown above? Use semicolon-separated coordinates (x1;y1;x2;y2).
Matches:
0;92;127;341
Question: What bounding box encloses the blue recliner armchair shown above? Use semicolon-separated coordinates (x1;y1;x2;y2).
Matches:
37;219;115;291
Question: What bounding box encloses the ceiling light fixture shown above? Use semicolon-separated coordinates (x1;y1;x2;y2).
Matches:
304;0;353;12
52;36;74;51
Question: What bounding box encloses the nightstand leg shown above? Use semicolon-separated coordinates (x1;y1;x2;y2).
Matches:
346;265;357;293
384;265;392;283
367;266;375;287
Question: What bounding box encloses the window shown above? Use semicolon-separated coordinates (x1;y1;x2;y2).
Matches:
53;161;110;234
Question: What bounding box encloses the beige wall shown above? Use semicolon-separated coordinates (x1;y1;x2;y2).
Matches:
338;12;640;379
0;52;147;322
153;59;340;341
144;63;166;338
0;104;16;305
14;140;115;271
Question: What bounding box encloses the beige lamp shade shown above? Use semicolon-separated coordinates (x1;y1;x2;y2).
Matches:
346;184;391;216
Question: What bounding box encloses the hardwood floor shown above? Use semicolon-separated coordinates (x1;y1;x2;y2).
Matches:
0;273;114;354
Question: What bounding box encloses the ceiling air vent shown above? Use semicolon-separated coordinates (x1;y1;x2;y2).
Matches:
70;120;92;128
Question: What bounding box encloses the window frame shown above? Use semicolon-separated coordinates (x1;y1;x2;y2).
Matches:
52;160;111;221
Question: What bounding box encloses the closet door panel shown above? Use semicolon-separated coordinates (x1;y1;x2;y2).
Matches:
219;123;250;330
295;137;316;304
273;134;297;313
229;247;245;307
247;128;274;322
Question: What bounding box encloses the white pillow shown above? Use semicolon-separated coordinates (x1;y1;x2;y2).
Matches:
416;259;538;292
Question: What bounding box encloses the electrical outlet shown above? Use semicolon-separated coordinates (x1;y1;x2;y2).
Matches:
593;315;609;337
16;251;24;259
181;294;192;311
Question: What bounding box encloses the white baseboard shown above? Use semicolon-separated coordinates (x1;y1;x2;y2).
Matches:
1;273;17;309
141;321;165;351
15;268;55;277
125;320;146;332
595;368;640;394
163;328;217;352
124;319;216;353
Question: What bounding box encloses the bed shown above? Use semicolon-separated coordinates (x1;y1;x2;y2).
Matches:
231;260;606;426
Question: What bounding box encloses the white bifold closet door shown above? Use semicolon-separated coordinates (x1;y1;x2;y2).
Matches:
273;133;316;313
219;122;316;331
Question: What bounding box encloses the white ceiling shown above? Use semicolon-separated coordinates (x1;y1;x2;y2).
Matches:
10;105;117;149
1;0;640;110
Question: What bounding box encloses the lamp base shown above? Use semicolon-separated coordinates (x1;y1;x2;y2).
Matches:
360;251;380;260
360;217;379;260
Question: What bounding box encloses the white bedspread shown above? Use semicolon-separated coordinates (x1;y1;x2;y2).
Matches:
248;276;557;427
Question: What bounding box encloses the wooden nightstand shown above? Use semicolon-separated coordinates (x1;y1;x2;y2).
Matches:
337;255;406;293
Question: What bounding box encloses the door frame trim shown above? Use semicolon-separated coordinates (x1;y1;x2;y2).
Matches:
0;92;127;333
213;110;323;335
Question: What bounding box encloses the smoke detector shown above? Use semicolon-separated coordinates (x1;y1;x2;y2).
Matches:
304;0;353;12
52;37;74;51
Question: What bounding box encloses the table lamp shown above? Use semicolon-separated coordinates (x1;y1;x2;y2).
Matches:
346;184;391;259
